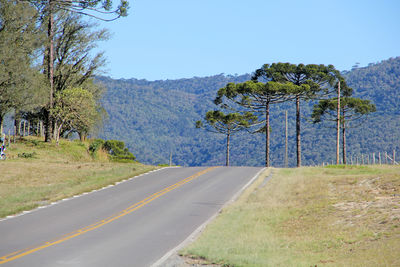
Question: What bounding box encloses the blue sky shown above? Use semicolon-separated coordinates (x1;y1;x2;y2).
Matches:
95;0;400;80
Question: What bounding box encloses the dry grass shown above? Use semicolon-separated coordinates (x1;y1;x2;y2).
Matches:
0;137;157;218
182;165;400;267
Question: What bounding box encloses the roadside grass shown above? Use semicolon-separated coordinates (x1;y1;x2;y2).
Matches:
181;165;400;267
0;136;157;218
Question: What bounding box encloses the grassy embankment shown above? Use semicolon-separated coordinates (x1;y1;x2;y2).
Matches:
0;136;157;218
182;166;400;267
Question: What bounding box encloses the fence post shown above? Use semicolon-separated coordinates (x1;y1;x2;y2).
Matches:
373;153;375;165
393;150;396;165
379;152;381;165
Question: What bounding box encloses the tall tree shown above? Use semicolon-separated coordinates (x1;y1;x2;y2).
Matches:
23;11;109;140
215;80;302;167
27;0;129;142
52;12;109;93
252;63;340;167
0;0;45;132
196;110;256;166
312;80;376;164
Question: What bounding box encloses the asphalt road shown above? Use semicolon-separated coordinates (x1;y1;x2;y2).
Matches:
0;166;263;267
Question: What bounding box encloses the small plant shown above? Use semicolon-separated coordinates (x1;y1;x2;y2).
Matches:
30;140;40;146
18;152;37;158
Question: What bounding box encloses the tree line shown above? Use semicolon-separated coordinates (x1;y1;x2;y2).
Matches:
0;0;128;144
197;63;376;167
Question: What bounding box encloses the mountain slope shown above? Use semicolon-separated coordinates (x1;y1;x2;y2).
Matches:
97;57;400;166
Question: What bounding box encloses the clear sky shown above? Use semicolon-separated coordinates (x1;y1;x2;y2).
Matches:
94;0;400;80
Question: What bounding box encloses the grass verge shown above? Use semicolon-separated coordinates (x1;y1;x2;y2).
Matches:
181;165;400;267
0;137;157;218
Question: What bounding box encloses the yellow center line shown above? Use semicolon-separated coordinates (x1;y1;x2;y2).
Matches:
0;166;219;264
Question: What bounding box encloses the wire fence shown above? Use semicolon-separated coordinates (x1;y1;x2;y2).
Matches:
322;150;398;166
3;120;45;146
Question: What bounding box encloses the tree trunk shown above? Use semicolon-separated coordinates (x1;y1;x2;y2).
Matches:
14;113;21;136
296;96;301;167
226;132;230;166
336;82;340;165
45;0;54;142
53;120;58;141
78;131;87;142
342;111;347;165
56;122;64;146
265;101;270;167
0;114;3;136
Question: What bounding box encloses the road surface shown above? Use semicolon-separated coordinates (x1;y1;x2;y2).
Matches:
0;166;263;267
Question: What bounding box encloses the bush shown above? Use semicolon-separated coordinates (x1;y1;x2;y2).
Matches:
90;139;136;162
89;139;105;154
104;140;136;161
18;152;37;158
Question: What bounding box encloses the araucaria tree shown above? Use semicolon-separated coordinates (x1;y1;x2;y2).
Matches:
252;63;340;167
196;111;256;166
215;80;303;167
28;0;129;142
312;80;376;164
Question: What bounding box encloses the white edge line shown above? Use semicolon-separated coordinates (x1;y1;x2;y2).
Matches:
0;167;179;223
151;167;267;267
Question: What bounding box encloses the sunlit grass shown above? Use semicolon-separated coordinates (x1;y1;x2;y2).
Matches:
182;166;400;267
0;137;157;218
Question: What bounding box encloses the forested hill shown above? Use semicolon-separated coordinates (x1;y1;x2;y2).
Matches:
96;57;400;167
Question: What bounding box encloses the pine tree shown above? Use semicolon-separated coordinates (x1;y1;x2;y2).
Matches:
215;80;301;167
196;111;256;166
252;63;340;167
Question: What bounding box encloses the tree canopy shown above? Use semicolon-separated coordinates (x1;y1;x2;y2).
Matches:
0;0;45;129
312;78;376;164
252;63;341;166
196;110;256;166
215;80;304;167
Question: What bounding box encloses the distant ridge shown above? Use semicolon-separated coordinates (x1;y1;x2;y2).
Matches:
96;57;400;166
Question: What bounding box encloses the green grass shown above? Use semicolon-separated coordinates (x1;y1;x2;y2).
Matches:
181;166;400;267
0;136;158;218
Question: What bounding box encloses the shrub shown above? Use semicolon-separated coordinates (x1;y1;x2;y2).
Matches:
18;152;37;158
89;139;136;162
89;139;105;154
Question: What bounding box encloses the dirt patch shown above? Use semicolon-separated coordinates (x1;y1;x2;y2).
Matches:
331;176;400;233
160;254;221;267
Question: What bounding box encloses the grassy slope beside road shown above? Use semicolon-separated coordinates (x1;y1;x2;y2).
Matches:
0;137;157;218
182;166;400;267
